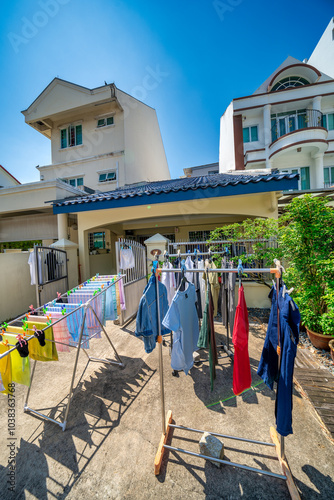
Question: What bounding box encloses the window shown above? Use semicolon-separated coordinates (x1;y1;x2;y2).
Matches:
243;126;258;143
322;113;334;130
189;231;211;242
98;171;117;183
61;177;83;187
281;167;309;191
300;167;310;190
271;109;310;142
60;124;82;149
324;166;334;188
271;76;310;91
208;170;219;175
97;116;114;128
89;232;105;250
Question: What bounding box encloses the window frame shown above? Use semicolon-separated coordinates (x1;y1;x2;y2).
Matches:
322;112;334;131
61;176;84;188
242;125;259;143
324;166;334;188
98;170;117;183
96;115;114;128
60;123;83;149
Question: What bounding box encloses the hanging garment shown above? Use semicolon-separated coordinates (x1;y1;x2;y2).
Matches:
208;261;220;317
232;285;252;395
0;373;4;392
28;249;42;285
45;250;58;281
193;260;203;319
197;286;218;390
198;259;206;315
7;323;58;362
120;247;135;270
161;262;176;305
0;344;12;394
162;282;199;375
105;283;118;320
135;275;170;353
173;257;182;288
50;313;71;352
185;255;194;283
2;335;30;387
119;278;126;311
257;287;300;437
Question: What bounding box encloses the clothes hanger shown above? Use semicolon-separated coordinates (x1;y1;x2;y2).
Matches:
237;259;243;288
178;260;189;292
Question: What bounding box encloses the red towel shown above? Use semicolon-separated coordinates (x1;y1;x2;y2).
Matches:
232;285;252;395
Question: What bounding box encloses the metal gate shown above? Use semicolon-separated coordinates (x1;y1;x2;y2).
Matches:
32;245;69;307
115;238;147;325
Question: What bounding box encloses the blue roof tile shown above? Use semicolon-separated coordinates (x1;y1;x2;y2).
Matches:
52;172;299;213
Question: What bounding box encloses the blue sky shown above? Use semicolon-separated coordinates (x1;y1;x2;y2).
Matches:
0;0;332;183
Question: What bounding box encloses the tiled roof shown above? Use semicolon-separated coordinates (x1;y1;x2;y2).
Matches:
52;172;299;214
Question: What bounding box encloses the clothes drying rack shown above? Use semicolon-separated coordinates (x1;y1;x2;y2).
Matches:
0;275;125;431
152;260;300;499
162;249;234;362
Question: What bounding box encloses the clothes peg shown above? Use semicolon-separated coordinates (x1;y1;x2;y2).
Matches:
33;325;46;346
15;335;29;357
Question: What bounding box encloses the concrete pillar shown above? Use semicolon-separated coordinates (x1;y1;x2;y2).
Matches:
312;96;322;112
263;104;272;146
57;213;68;240
144;233;169;270
51;239;79;290
313;153;324;189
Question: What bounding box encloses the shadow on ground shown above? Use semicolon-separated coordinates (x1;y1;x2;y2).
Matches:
0;355;155;500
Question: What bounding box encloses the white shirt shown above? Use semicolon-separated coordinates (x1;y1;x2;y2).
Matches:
120;247;135;270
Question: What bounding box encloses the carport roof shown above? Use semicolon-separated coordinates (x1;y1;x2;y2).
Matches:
51;172;299;214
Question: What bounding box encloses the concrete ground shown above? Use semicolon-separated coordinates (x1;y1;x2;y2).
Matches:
0;317;333;499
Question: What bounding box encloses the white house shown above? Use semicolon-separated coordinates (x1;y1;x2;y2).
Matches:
0;165;21;188
219;17;334;192
22;78;170;192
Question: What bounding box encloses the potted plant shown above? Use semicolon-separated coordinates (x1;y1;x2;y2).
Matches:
280;195;334;349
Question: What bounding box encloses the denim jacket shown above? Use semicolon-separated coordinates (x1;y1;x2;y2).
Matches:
135;275;170;353
257;286;300;437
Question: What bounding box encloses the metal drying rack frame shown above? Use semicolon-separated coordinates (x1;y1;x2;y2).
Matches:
152;260;300;499
0;275;125;431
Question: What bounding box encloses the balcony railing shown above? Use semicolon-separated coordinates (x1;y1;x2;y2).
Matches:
271;109;323;143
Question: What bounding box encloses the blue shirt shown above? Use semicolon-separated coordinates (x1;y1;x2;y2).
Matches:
135;275;170;353
162;282;199;375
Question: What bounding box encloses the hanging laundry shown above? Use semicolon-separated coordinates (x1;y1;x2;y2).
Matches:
173;256;182;288
161;261;176;305
162;282;199;375
27;249;42;285
207;261;220;317
120;247;135;270
136;275;170;353
119;277;126;311
232;285;252;396
197;286;218;390
0;343;12;394
0;373;4;392
193;260;202;319
105;283;118;320
257;286;300;437
7;323;58;362
184;255;194;283
198;259;206;315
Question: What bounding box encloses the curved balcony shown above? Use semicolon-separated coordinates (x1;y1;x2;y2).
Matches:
269;109;328;160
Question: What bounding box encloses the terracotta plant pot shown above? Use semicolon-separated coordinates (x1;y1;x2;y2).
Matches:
306;327;334;351
329;339;334;364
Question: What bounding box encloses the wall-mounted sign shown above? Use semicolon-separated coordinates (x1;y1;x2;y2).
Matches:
150;248;162;256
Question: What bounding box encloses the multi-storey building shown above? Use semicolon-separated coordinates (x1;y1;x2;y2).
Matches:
219;18;334;192
22;78;170;192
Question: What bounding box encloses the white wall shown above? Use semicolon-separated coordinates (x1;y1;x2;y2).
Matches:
117;89;170;183
0;252;36;322
219;103;235;172
308;18;334;79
